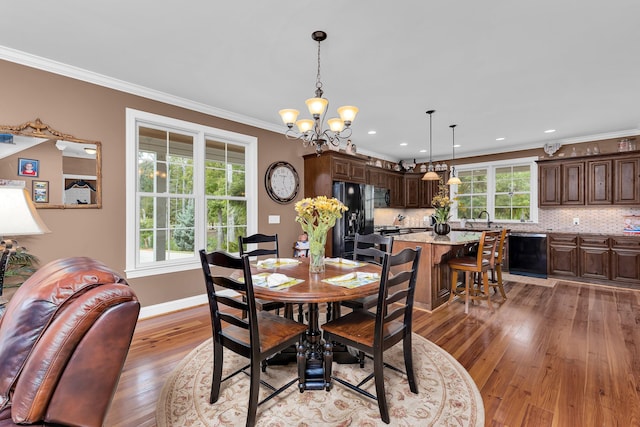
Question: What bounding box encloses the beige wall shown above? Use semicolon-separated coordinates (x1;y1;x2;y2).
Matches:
0;59;313;307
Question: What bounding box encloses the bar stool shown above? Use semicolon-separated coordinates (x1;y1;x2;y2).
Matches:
489;228;508;300
447;230;499;313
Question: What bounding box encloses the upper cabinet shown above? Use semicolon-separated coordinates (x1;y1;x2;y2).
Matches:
538;151;640;207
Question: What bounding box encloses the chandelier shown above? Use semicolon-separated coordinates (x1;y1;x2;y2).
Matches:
279;31;358;155
422;110;440;180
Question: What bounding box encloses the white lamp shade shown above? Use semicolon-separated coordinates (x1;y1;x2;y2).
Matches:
278;109;299;125
327;118;345;132
296;119;314;133
337;106;358;123
0;187;51;236
422;171;440;181
447;176;462;185
305;97;329;116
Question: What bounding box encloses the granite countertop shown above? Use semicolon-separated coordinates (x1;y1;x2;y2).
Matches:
393;230;482;245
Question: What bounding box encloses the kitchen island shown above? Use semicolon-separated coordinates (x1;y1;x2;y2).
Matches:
393;231;482;311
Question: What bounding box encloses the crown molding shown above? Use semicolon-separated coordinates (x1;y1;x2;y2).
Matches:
0;45;284;135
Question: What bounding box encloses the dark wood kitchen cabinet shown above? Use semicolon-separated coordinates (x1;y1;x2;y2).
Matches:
586;159;612;205
562;161;585;205
388;171;404;207
548;233;640;287
548;234;578;277
578;235;609;280
614;157;640;204
538;163;561;205
304;151;367;198
538;151;640;207
330;154;366;183
610;236;640;284
367;167;388;188
404;174;421;208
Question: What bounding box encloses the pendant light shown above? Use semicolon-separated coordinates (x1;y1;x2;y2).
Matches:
422;110;440;181
447;124;462;185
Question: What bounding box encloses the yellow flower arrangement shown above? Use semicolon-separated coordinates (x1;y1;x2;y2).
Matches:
432;184;454;224
295;196;348;272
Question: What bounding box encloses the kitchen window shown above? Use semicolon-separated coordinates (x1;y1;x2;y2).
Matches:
125;109;257;278
451;157;538;223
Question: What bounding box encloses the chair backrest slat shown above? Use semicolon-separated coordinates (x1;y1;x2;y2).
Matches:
374;246;422;343
199;249;259;345
475;231;499;270
353;233;393;265
239;233;279;258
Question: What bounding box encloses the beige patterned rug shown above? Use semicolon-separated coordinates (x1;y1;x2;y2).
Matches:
156;333;484;426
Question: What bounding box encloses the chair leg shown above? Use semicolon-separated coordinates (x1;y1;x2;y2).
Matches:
448;269;458;305
246;360;261;427
464;272;471;314
373;349;390;424
210;341;224;403
403;332;418;394
482;272;494;311
496;265;507;299
323;341;333;391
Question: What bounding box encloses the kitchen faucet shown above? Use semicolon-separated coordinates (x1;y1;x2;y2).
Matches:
477;210;492;227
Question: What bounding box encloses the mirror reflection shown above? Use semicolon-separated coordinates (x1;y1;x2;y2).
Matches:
0;119;101;209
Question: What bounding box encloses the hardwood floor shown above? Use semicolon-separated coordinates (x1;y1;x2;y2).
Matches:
105;280;640;426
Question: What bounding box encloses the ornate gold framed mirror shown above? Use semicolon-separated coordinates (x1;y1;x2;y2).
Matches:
0;118;102;209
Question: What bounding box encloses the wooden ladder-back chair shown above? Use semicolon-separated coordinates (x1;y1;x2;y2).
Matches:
340;233;394;313
489;228;508;300
322;246;422;424
447;230;499;313
238;233;287;315
199;250;307;427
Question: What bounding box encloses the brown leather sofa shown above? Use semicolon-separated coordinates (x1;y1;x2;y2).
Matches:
0;257;139;427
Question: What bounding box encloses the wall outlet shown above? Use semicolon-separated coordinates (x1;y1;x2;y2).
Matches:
573;217;580;225
268;215;280;224
423;216;430;223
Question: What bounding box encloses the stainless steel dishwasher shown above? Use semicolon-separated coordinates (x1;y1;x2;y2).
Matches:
508;233;548;278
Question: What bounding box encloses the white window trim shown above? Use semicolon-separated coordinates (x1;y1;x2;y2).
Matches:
125;108;258;278
450;156;539;223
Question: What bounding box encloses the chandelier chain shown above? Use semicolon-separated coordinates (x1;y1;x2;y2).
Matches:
315;39;323;97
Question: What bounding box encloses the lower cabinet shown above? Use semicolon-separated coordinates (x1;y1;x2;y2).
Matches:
578;236;609;280
548;234;578;278
549;233;640;287
610;237;640;284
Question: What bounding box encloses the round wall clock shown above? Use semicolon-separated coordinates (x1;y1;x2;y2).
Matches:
265;161;300;204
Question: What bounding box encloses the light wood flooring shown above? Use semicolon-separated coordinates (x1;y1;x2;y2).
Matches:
105;279;640;426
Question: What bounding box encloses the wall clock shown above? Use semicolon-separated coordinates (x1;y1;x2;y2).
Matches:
265;161;299;204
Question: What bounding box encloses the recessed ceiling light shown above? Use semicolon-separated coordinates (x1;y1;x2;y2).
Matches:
454;144;461;148
419;149;427;153
496;137;505;141
368;130;377;135
400;142;408;146
544;129;556;133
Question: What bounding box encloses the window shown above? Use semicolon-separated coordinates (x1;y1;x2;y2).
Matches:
451;157;538;223
126;109;257;278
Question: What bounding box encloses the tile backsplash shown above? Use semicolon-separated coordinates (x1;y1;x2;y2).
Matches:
374;206;640;235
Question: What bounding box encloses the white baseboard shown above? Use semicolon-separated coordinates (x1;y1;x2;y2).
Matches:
138;289;238;320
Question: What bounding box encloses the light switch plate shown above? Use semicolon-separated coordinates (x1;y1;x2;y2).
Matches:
268;215;280;224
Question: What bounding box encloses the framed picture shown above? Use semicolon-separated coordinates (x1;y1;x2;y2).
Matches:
32;180;49;203
18;158;39;177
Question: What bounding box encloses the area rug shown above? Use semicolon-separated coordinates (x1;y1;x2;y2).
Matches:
156;334;484;426
156;334;484;427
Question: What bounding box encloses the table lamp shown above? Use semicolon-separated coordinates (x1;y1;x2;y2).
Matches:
0;186;51;302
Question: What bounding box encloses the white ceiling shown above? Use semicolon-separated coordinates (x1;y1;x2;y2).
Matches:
1;1;639;162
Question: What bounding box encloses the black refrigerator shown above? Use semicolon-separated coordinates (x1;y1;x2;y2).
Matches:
332;182;374;258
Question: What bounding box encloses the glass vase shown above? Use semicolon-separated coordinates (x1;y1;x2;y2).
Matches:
308;230;327;274
434;223;451;236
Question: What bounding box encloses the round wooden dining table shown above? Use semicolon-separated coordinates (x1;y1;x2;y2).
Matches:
247;257;382;392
